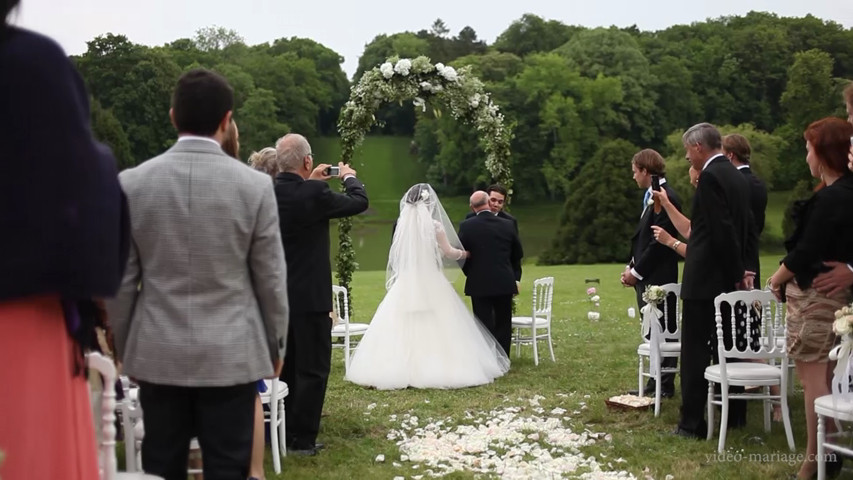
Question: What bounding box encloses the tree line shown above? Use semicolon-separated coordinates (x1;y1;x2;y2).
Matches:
75;13;853;263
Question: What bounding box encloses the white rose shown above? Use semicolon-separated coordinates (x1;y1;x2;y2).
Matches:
590;295;600;302
440;65;458;82
419;81;432;92
380;62;394;79
834;318;852;336
394;58;412;76
413;97;426;112
435;62;445;72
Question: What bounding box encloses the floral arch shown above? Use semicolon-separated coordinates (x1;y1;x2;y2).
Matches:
335;56;513;307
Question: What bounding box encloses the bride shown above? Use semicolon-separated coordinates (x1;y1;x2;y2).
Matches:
345;183;510;389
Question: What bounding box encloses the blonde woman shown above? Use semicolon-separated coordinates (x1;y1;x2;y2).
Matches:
248;147;279;178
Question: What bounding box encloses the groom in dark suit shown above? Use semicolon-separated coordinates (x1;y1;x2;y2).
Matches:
464;184;519;233
459;191;524;355
676;123;753;439
621;149;681;398
274;133;368;455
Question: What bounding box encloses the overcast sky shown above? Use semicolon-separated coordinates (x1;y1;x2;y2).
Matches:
12;0;853;79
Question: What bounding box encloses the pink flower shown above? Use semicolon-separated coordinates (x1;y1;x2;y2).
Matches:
586;287;597;296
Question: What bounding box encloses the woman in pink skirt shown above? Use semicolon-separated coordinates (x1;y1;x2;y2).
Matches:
0;1;130;478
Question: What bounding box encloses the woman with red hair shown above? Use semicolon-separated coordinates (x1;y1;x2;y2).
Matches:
768;117;853;479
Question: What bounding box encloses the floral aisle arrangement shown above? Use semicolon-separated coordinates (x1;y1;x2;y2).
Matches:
640;285;666;337
335;56;513;314
586;287;600;321
832;303;853;385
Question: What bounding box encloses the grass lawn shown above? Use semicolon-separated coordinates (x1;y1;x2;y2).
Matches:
262;254;842;480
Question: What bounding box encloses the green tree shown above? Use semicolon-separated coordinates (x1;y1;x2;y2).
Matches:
719;123;786;189
554;28;659;146
270;37;349;135
493;14;581;58
90;98;135;170
540;139;639;264
430;19;450;38
776;49;837;189
77;39;181;162
237;88;289;159
194;26;245;51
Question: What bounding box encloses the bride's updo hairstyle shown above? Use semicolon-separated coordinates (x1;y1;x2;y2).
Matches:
404;183;435;206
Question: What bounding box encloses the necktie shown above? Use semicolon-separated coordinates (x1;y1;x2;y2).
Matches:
642;190;651;209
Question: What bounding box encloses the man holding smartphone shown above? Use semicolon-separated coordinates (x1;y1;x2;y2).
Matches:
622;149;682;398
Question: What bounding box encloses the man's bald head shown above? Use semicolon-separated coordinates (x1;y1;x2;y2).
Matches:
469;191;490;212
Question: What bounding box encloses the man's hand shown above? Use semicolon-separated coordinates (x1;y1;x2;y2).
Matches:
268;359;283;379
338;162;357;179
813;261;853;296
736;271;755;291
309;163;333;180
621;268;637;287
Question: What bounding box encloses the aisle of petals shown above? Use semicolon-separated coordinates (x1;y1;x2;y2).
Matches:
376;394;637;479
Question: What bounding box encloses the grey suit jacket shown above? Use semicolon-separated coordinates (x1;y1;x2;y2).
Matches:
106;138;289;387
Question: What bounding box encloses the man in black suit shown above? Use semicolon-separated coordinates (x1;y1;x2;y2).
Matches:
676;123;753;439
458;191;524;355
274;133;368;455
621;149;681;398
723;134;766;281
464;184;519;233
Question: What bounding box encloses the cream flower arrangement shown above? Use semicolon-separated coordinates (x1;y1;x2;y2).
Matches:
642;285;666;305
336;55;513;314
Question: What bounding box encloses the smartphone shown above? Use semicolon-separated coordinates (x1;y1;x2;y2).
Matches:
324;166;340;177
651;174;661;191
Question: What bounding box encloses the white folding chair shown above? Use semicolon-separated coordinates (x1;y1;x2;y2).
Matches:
512;277;555;365
86;353;161;480
636;283;681;417
705;290;795;453
815;344;853;479
261;379;289;473
331;285;369;372
118;376;143;472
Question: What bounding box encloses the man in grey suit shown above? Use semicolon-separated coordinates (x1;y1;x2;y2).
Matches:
106;69;289;480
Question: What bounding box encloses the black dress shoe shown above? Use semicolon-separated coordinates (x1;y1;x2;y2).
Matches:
671;427;704;440
286;446;318;456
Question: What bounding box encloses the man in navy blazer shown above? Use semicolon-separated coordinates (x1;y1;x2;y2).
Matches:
458;191;523;355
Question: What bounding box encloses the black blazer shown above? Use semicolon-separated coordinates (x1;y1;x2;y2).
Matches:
740;166;767;280
0;28;129;301
681;156;752;300
464;210;519;233
783;173;853;289
629;183;681;289
458;211;523;296
274;173;368;313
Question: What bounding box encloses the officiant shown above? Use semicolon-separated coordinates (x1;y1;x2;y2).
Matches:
621;149;682;398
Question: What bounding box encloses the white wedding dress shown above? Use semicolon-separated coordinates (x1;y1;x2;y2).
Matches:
345;184;510;390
